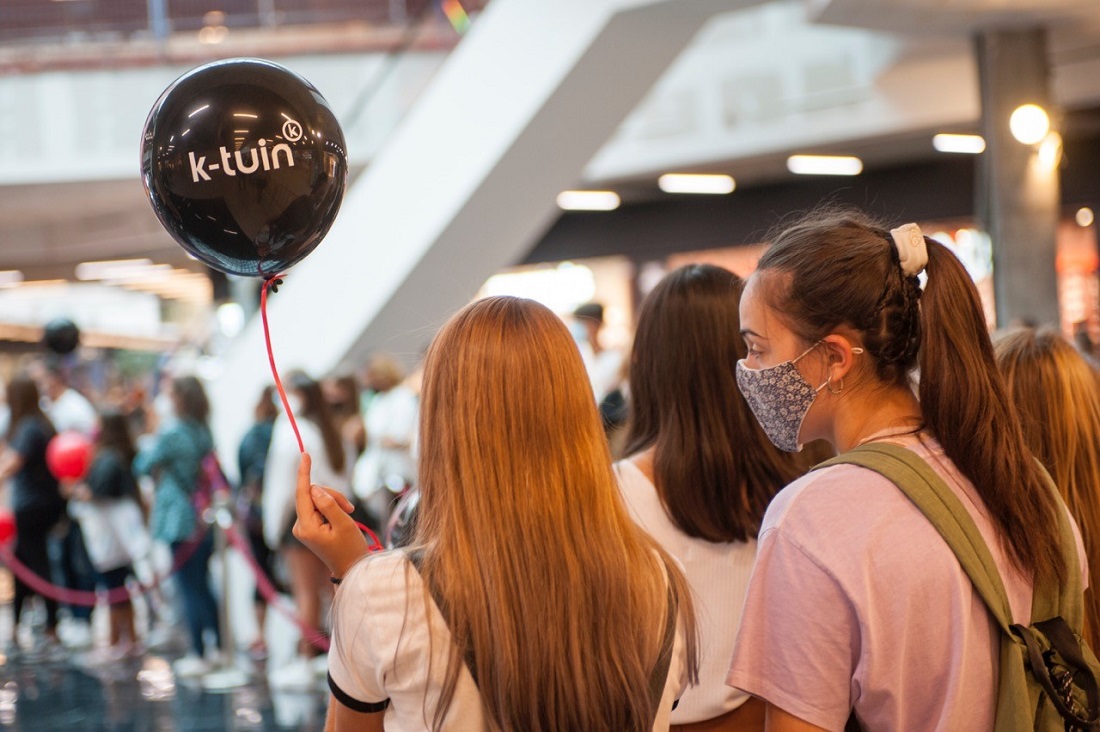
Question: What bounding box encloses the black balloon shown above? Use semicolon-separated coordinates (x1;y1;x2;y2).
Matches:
44;318;80;355
141;58;348;278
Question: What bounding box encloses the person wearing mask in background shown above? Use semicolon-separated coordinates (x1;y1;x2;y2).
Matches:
353;355;417;532
995;327;1100;650
0;376;67;656
134;375;221;678
571;302;626;406
294;296;698;731
619;264;808;730
236;385;278;662
323;374;367;460
263;371;352;690
65;411;146;663
726;210;1086;730
32;358;98;650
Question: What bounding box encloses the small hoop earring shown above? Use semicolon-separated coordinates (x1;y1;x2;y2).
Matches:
827;375;844;395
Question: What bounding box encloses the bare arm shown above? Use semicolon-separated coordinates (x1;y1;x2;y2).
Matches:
0;448;23;483
324;695;384;732
766;703;831;732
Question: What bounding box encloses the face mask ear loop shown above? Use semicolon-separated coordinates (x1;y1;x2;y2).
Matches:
819;344;864;394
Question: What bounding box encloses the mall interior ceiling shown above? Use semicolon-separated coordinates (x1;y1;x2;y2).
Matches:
1;0;1100;286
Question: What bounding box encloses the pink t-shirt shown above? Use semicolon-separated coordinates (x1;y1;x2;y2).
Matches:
727;434;1087;731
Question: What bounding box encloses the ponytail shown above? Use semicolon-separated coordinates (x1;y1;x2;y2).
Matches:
919;239;1065;584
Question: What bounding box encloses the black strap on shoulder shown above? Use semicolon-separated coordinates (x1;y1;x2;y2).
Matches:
648;576;679;717
406;549;678;714
328;672;391;713
406;549;480;687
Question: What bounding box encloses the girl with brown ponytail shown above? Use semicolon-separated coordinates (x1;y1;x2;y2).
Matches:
725;209;1083;730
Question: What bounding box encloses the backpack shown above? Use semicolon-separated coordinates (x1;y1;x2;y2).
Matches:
818;443;1100;731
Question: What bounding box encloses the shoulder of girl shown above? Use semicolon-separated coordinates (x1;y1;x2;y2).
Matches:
764;463;895;526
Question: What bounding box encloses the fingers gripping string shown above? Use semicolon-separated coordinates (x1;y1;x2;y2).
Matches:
260;275;384;550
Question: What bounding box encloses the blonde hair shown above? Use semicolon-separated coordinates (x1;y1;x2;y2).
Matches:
995;327;1100;647
365;354;405;392
412;296;697;730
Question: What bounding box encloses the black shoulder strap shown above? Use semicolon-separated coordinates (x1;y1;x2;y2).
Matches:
406;549;479;686
649;572;679;716
406;549;678;714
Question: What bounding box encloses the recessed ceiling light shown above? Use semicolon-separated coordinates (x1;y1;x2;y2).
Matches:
932;134;986;154
657;173;735;195
556;190;620;211
786;155;863;176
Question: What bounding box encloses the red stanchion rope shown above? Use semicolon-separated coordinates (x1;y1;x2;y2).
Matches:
259;275;384;551
0;527;208;607
223;522;331;652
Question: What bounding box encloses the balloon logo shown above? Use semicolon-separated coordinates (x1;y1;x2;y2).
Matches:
141;58;348;277
46;432;93;481
43;317;80;355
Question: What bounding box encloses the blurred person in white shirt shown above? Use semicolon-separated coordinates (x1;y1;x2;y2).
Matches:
571;302;625;405
352;355;418;530
30;357;97;649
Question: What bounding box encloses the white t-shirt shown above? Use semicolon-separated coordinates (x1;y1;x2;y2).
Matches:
727;434;1088;731
353;386;418;500
45;388;97;435
615;460;756;723
328;550;689;731
262;416;352;549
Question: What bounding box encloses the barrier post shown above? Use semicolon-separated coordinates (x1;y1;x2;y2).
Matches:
202;494;250;691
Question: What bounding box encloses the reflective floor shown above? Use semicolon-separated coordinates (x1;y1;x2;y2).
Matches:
0;560;331;731
0;647;329;731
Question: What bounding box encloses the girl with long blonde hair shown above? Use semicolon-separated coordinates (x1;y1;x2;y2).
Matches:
995;326;1100;649
295;296;698;731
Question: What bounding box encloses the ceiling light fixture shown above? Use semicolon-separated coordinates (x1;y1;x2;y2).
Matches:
932;134;986;154
75;258;154;281
657;173;736;195
556;190;621;211
1010;104;1050;145
786;155;863;176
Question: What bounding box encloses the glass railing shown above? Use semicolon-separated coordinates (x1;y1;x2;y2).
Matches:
0;0;487;45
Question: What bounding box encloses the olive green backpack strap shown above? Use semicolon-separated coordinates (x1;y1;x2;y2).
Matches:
816;443;1016;632
816;443;1032;730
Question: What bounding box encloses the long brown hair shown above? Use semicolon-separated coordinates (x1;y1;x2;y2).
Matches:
995;327;1100;643
756;209;1065;585
96;410;137;468
624;264;804;542
409;296;697;731
171;375;210;424
7;376;53;440
287;371;345;475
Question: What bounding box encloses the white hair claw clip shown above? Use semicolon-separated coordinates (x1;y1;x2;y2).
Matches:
890;223;928;276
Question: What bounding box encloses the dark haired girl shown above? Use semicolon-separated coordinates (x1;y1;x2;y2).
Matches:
726;211;1084;729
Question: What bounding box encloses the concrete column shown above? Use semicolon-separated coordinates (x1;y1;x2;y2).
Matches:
975;28;1060;328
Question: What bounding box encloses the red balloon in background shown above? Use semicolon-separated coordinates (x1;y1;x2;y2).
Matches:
46;432;93;480
0;512;15;545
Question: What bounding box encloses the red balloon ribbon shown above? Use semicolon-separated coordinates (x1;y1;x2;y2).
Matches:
259;275;384;551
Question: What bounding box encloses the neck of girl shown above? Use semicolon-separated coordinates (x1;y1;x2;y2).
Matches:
830;383;924;454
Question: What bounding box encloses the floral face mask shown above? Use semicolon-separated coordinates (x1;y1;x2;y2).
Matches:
735;341;826;453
